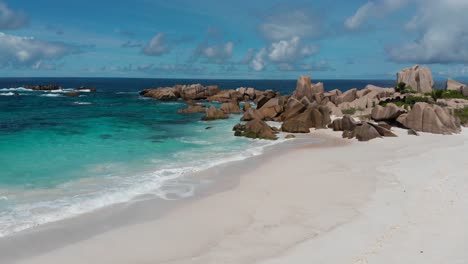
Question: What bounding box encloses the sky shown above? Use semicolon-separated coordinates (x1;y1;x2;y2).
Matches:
1;0;468;80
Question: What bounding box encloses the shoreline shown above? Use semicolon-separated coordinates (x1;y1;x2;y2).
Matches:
0;133;312;262
2;128;468;263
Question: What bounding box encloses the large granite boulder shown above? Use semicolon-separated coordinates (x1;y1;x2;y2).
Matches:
140;87;179;101
326;101;343;116
329;115;357;131
202;106;228;121
354;122;382;141
335;88;357;105
396;102;461;134
233;119;277;140
280;97;307;121
241;108;264;121
255;90;279;108
281;106;331;133
292;76;324;102
238;87;257;100
179;84;219;100
463;86;468;97
178;103;206;114
243;102;252;111
258;98;284;120
397;65;434;94
220;101;241;114
371;103;405;121
207;90;240;103
446;78;466;92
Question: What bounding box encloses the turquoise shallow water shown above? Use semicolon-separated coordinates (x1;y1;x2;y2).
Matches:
0;77;402;237
0;80;288;237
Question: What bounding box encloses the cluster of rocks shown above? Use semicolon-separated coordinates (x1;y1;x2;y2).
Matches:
22;85;97;93
140;64;466;142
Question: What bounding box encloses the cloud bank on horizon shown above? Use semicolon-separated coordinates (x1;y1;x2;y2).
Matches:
0;0;468;79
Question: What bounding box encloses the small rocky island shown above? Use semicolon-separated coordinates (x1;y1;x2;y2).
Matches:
140;65;468;141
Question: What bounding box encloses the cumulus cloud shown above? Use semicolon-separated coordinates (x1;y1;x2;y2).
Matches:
249;37;319;71
0;2;28;30
344;0;410;30
0;32;78;68
191;41;234;64
388;0;468;64
142;33;169;56
259;9;322;41
346;0;468;64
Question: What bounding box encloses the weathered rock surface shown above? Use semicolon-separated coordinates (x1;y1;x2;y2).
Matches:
335;88;357;105
140;84;219;101
24;84;62;91
140;87;179;101
285;134;296;139
243;102;252;111
397;65;434;94
233;119;277;140
292;76;324;102
396;102;461;134
258;98;285;120
329;115;357;131
220;101;241;114
281;106;331;133
207;90;239;103
241;108;264;121
280;97;307;121
446;78;466;92
178;103;206;114
371;103;405;121
202;106;228;121
354;122;383;141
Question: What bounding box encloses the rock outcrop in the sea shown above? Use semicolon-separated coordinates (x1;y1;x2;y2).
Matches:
258;97;286;121
202;106;228;121
397;65;434;94
24;84;61;91
233;119;278;140
64;91;80;97
140;84;219;101
241;108;264;121
396;102;461;135
371;103;406;122
220;101;241;114
140;87;179;101
178;103;206;114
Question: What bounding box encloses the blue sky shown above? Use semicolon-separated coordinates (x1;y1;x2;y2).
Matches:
1;0;468;79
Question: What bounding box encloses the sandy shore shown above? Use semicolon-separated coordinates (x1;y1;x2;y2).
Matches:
4;127;468;264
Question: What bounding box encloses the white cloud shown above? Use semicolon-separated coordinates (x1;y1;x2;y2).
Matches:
346;0;468;64
0;32;77;68
0;2;28;30
142;33;169;56
192;41;234;64
249;37;319;71
267;37;319;63
249;48;267;71
259;10;322;41
344;0;410;30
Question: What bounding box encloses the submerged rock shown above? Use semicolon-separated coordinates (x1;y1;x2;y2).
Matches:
202;106;228;121
64;91;80;97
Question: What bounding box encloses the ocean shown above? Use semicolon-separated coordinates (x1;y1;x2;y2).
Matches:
0;77;397;237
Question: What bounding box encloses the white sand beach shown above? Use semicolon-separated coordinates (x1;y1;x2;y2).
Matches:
5;127;468;264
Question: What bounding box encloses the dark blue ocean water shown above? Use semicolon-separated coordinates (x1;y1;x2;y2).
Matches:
0;77;400;237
